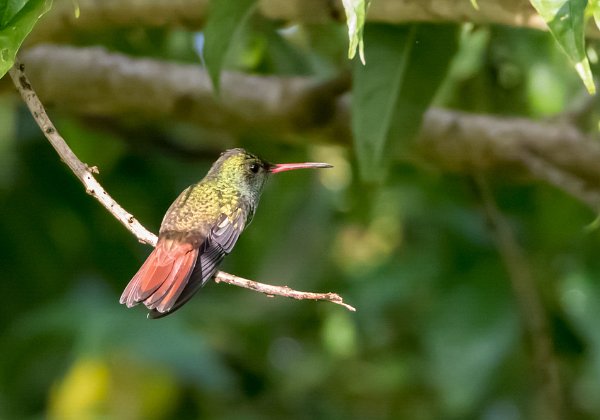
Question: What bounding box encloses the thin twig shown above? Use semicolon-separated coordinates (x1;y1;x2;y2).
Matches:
8;59;157;246
215;272;356;311
8;59;355;312
473;176;563;420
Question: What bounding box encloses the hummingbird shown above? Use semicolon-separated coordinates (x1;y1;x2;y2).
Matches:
120;148;332;318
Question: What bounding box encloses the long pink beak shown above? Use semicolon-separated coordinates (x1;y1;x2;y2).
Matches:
270;162;333;173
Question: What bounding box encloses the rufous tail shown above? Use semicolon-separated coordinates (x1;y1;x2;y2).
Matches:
120;238;198;315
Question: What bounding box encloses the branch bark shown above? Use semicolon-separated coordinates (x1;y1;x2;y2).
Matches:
260;0;546;29
18;45;317;138
7;59;157;246
418;108;600;210
31;0;600;43
214;272;356;311
29;0;209;43
18;44;600;212
8;58;356;313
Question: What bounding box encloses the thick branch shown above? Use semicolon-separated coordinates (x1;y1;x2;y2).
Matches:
9;58;355;312
29;0;208;43
32;0;600;42
19;45;600;211
19;45;316;138
261;0;546;29
419;109;600;210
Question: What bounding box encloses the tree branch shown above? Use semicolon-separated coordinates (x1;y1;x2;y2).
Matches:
7;59;157;247
260;0;548;30
419;109;600;211
8;58;356;313
18;44;600;212
214;272;356;311
29;0;209;43
18;45;316;139
30;0;600;43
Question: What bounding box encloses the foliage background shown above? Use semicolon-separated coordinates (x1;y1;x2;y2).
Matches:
2;1;600;419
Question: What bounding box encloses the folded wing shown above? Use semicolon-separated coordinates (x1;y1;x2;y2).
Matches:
144;208;246;318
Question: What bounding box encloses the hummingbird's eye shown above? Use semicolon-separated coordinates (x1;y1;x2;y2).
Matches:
249;163;260;174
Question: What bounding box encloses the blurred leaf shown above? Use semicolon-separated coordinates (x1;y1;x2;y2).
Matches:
424;273;518;417
559;270;600;411
470;0;480;9
529;0;595;93
48;355;181;420
203;0;256;93
591;0;600;30
71;0;79;18
0;0;52;79
49;357;109;419
352;24;458;181
1;1;27;26
341;0;370;64
321;310;357;358
258;25;312;75
15;282;235;391
0;96;17;186
527;63;568;115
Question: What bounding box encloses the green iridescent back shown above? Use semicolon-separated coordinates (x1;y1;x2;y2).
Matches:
159;149;271;239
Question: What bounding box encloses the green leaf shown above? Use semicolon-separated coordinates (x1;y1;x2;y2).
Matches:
72;0;79;18
342;0;370;64
589;0;600;31
0;0;27;27
470;0;480;10
203;0;256;93
529;0;595;94
0;0;52;79
351;24;459;182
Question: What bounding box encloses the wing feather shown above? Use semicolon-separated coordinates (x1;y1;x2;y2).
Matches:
148;209;247;318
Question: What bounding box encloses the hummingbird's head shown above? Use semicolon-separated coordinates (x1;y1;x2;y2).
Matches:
208;149;271;199
208;148;332;199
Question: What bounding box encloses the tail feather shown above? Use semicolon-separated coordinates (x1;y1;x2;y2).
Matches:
145;248;197;311
148;243;225;319
120;246;173;307
154;250;198;313
144;252;188;308
134;247;176;301
119;238;198;314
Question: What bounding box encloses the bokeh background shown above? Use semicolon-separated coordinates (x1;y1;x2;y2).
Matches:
3;1;600;419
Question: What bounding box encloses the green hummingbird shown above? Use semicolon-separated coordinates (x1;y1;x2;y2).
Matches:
120;148;332;318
